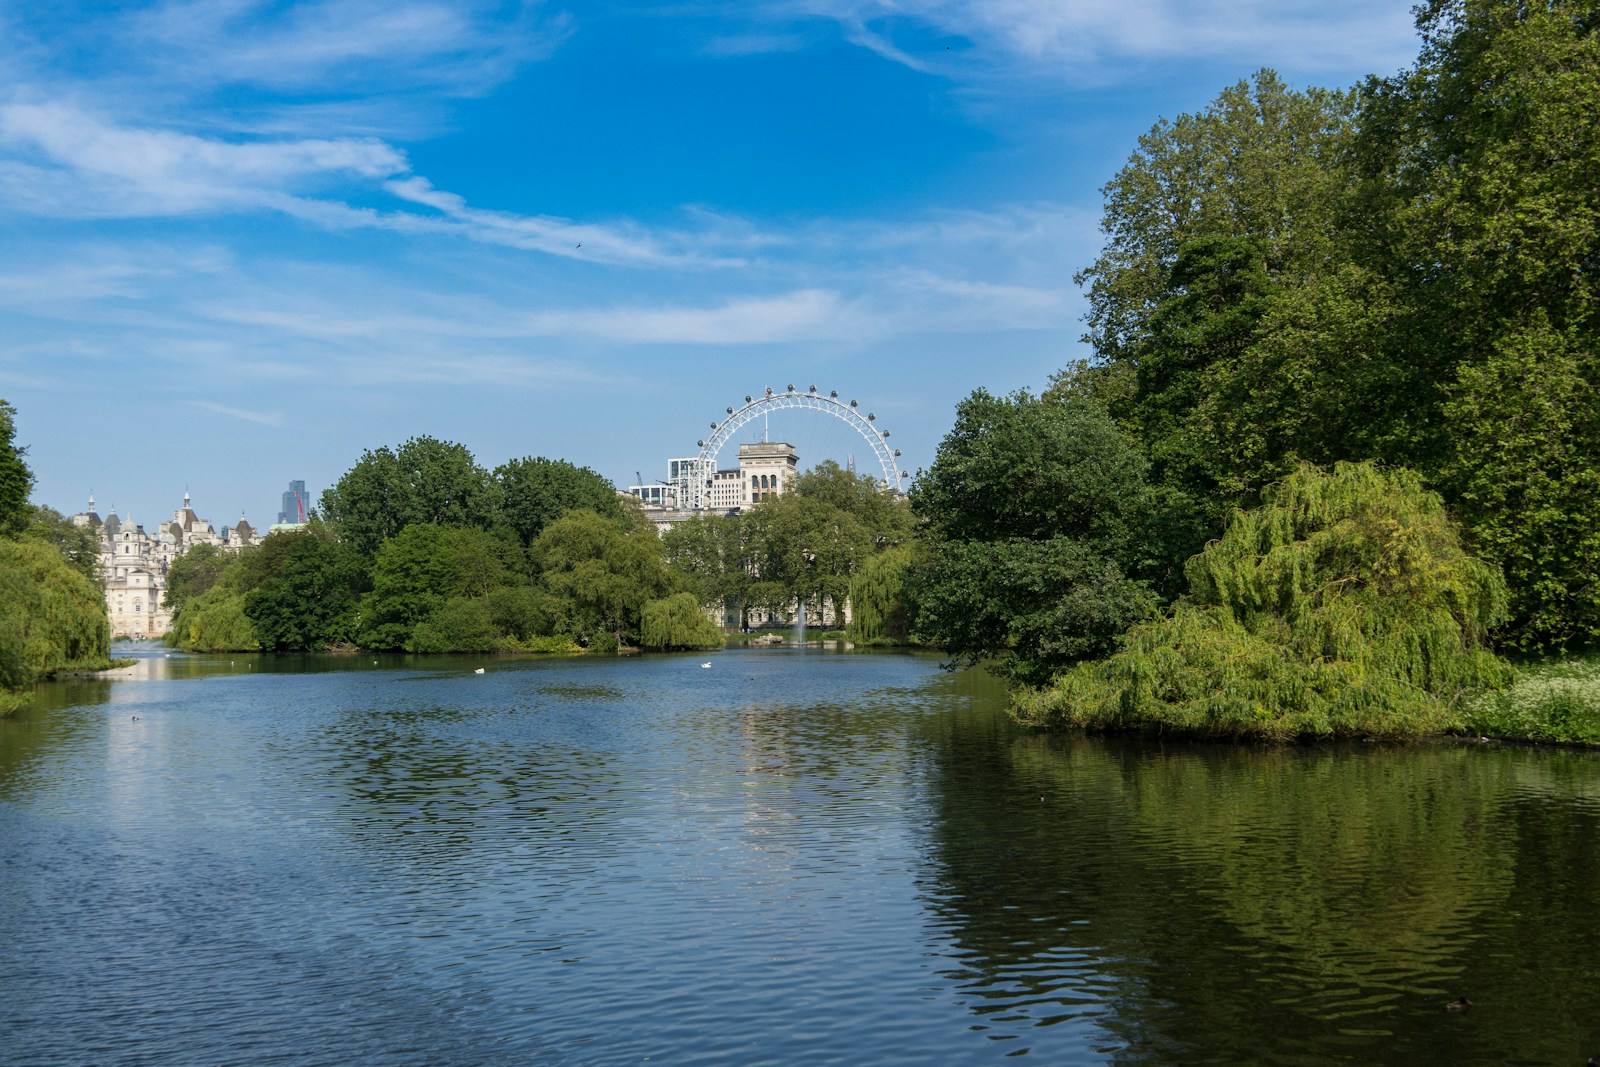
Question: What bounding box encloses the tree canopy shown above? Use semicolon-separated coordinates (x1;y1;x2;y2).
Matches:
1016;462;1512;739
911;389;1158;684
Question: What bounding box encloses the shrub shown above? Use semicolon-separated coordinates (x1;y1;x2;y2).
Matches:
1017;461;1511;739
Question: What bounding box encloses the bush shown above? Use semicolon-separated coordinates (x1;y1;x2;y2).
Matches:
1017;462;1512;740
1463;654;1600;744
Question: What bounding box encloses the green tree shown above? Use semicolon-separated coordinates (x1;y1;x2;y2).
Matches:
535;509;676;650
641;592;725;651
743;493;872;626
846;544;918;645
661;512;752;625
1017;462;1512;739
25;505;103;588
793;460;915;548
243;529;368;652
1077;71;1356;375
319;436;496;558
0;400;34;536
359;524;516;651
163;542;230;612
911;389;1157;684
1350;0;1600;649
167;554;260;652
0;538;111;693
494;456;624;549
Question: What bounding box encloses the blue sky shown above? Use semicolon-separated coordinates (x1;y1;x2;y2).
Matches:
1;0;1421;529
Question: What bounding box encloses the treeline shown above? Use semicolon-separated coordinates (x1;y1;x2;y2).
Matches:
167;439;914;656
897;0;1599;739
0;401;113;712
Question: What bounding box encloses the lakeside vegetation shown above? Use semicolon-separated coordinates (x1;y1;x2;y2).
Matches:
906;0;1600;741
0;401;115;714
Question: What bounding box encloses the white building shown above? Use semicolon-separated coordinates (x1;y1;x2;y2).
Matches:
72;492;263;639
629;441;799;523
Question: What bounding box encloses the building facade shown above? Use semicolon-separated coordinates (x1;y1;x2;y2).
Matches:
72;492;263;639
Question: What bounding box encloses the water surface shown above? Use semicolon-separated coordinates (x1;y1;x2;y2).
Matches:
2;646;1597;1065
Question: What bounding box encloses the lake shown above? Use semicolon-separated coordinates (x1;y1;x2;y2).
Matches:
2;645;1597;1065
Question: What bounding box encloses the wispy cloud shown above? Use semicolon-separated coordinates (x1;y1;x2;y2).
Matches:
0;100;406;215
769;0;1417;81
128;0;568;98
188;400;284;427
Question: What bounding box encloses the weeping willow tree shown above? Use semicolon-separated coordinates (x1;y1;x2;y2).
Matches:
641;592;725;652
846;545;917;645
0;538;113;704
1016;461;1511;740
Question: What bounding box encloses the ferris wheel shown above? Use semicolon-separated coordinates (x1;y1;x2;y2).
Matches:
685;385;905;510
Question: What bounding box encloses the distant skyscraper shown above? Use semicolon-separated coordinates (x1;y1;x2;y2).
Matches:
277;480;308;524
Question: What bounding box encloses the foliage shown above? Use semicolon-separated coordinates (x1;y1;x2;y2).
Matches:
0;538;112;692
912;389;1157;683
0;399;32;537
243;528;368;652
534;509;677;649
319;436;496;558
641;591;725;651
793;460;914;548
409;597;501;654
163;542;230;611
167;554;260;652
25;505;103;588
1440;318;1600;651
359;524;517;651
846;544;917;645
494;456;624;548
913;388;1150;551
661;512;752;624
1463;653;1600;744
1016;462;1512;740
742;493;872;625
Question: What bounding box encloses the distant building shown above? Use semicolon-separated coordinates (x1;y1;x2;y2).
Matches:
71;491;264;639
628;441;799;525
277;480;309;525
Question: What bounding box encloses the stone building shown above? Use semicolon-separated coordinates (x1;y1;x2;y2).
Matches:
72;491;263;639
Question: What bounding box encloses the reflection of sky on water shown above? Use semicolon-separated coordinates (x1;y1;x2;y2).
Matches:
3;649;1598;1065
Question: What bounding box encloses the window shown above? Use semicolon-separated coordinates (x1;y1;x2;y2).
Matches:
133;599;142;613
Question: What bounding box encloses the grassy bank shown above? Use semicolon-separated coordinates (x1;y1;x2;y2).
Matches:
1463;653;1600;744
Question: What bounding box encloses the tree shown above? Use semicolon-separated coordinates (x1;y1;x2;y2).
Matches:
1350;0;1600;649
1017;462;1512;739
743;493;872;626
661;512;752;625
535;509;676;650
641;592;725;651
164;542;229;612
0;538;110;692
0;400;34;536
494;456;623;548
167;554;260;652
1078;71;1356;374
26;505;103;588
243;529;368;652
846;544;918;645
911;389;1157;683
319;436;496;558
359;524;516;651
793;460;914;548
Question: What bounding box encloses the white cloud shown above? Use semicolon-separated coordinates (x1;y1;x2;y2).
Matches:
128;0;569;97
188;400;285;427
774;0;1417;81
0;101;406;215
